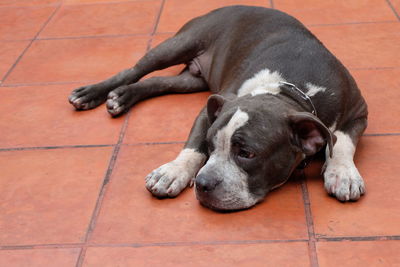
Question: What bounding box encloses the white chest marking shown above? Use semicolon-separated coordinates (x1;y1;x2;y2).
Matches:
238;69;286;97
305;83;327;97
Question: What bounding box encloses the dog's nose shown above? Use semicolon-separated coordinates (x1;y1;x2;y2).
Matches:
195;174;221;193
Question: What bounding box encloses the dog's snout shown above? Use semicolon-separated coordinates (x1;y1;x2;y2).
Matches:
195;174;221;193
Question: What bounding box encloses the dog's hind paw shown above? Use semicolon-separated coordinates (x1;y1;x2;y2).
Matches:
323;161;365;201
68;85;107;110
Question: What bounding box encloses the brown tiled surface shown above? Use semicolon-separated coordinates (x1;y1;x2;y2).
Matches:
317;241;400;266
123;93;209;144
0;41;30;81
310;22;400;69
90;144;308;243
306;136;400;238
0;249;80;267
0;6;57;40
0;148;112;245
83;243;310;266
0;84;123;148
275;0;398;25
5;36;148;84
1;1;399;267
39;1;161;38
157;0;270;33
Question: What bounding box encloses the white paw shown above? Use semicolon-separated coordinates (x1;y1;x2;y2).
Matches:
146;161;194;197
323;161;365;201
145;149;206;198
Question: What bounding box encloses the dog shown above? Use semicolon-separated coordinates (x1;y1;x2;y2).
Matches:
69;6;368;211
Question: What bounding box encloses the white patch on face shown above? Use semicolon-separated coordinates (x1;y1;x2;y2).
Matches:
238;69;286;97
305;82;327;97
214;108;249;155
323;131;365;201
146;148;206;197
197;108;260;209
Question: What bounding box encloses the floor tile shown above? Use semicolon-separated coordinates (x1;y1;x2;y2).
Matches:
123;92;209;144
0;41;29;81
0;84;123;148
310;22;400;69
317;241;400;266
0;147;112;245
0;0;59;7
83;242;310;267
0;248;80;267
40;1;161;38
4;36;148;84
0;6;56;40
157;0;270;33
352;69;400;134
305;136;400;238
90;144;308;244
274;0;397;25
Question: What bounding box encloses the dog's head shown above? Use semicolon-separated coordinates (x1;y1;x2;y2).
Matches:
195;94;336;211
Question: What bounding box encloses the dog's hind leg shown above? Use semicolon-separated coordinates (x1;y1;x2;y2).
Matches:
68;32;205;111
323;117;368;201
106;68;208;116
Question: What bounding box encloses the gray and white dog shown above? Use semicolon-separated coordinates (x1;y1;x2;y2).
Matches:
69;6;368;211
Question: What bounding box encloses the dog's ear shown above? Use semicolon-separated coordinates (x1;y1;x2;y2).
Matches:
207;94;226;123
288;112;337;157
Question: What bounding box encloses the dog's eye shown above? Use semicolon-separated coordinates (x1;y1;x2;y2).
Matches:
238;149;255;159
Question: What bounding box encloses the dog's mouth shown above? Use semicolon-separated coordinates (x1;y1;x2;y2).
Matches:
195;188;260;212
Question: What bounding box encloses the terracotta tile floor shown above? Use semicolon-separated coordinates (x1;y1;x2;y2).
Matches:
1;0;399;266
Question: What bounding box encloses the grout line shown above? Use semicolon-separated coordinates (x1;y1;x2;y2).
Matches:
0;142;185;152
317;235;400;242
75;112;131;267
75;7;166;261
386;0;400;21
0;239;308;251
62;0;160;7
0;80;99;88
1;133;399;153
7;132;397;153
0;144;115;152
0;31;176;43
269;0;274;9
300;176;319;267
146;0;166;51
151;0;165;36
122;141;185;146
37;33;152;41
0;3;62;83
2;235;400;251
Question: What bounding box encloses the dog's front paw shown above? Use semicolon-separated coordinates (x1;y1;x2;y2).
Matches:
146;161;194;198
323;161;365;201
